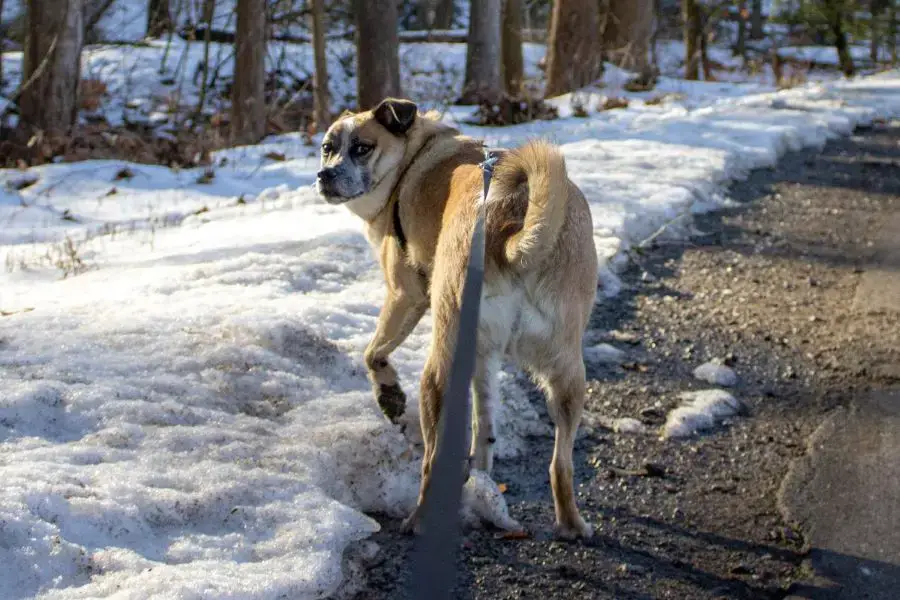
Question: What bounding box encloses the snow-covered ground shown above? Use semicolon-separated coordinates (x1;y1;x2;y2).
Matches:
4;31;900;600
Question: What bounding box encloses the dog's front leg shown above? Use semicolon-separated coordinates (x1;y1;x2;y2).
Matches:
364;287;427;423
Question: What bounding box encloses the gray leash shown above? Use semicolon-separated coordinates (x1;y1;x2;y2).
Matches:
405;149;500;600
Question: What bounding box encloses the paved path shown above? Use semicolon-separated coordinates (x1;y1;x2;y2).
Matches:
782;209;900;599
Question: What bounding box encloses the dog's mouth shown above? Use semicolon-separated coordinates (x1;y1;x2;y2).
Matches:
316;182;366;204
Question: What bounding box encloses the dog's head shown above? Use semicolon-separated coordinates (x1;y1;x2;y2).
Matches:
316;98;419;208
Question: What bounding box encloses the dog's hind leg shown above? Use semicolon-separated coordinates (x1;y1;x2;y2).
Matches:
470;350;499;474
538;356;593;540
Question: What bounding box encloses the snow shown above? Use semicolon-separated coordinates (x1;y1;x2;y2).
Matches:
693;361;738;387
5;29;900;599
779;45;883;66
662;390;745;439
583;343;627;364
461;470;523;533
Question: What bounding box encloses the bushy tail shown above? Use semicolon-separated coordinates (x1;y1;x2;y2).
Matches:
493;139;570;270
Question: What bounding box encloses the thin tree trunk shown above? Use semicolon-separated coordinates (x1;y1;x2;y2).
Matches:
826;0;855;77
700;12;712;80
735;0;747;57
194;0;214;119
502;0;524;96
750;0;763;39
415;0;439;29
231;0;267;145
544;0;602;97
354;0;401;110
890;0;898;65
462;0;503;103
0;0;5;92
147;0;173;37
311;0;330;131
683;0;701;80
433;0;454;28
20;0;85;134
871;0;882;63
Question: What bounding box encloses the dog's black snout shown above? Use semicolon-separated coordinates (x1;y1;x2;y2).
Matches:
317;168;337;182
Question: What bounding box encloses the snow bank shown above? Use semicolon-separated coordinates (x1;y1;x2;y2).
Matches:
4;46;900;598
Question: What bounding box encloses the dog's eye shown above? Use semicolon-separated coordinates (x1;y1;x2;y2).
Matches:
352;144;373;157
321;142;333;155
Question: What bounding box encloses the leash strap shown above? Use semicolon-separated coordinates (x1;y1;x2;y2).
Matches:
406;148;500;599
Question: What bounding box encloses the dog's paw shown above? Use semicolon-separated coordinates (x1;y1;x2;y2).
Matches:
375;383;406;424
553;516;594;541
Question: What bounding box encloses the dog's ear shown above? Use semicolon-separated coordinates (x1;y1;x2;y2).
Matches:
373;98;418;135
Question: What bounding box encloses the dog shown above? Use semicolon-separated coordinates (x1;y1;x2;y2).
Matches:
316;98;598;539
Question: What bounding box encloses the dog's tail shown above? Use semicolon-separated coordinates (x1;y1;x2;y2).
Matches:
493;139;570;270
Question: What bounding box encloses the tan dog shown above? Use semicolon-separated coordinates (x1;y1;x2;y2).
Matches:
316;98;598;539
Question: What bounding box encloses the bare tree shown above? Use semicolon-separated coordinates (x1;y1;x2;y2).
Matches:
463;0;503;103
434;0;455;28
735;0;747;57
824;0;855;77
311;0;330;131
147;0;173;37
20;0;85;134
750;0;764;39
0;0;5;93
544;0;602;97
415;0;454;30
682;0;702;80
231;0;267;145
871;0;889;62
355;0;401;110
890;0;898;65
602;0;654;75
502;0;524;96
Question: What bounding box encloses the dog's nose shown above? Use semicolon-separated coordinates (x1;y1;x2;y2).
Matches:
317;168;337;182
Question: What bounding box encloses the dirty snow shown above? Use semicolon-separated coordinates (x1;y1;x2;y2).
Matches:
4;32;900;600
693;361;739;387
584;343;627;364
662;390;745;439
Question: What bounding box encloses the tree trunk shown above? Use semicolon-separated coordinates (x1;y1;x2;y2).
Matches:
433;0;455;28
502;0;524;96
311;0;330;132
683;0;701;80
735;0;747;57
826;0;855;77
20;0;84;135
0;0;5;92
700;11;712;80
871;0;882;63
231;0;267;145
603;0;654;74
750;0;763;39
355;0;401;110
544;0;602;97
890;0;897;66
146;0;173;37
462;0;503;103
